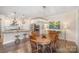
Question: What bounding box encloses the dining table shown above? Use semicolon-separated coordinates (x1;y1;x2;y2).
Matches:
31;36;51;52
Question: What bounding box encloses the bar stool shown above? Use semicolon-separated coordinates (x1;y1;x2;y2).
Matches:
15;35;20;45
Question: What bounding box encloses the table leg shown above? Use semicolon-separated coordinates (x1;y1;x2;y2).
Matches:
42;45;46;53
37;43;38;53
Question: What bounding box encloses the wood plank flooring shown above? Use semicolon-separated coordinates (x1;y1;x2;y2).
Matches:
0;39;32;53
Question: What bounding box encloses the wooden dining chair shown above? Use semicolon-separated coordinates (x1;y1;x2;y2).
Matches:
30;31;38;53
48;30;60;52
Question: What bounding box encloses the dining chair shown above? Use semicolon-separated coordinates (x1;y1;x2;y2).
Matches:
30;31;38;53
48;30;60;53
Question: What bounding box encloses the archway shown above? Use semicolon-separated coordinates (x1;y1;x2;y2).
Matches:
30;17;49;35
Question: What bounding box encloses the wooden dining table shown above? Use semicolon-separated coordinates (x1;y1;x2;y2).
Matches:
31;37;51;52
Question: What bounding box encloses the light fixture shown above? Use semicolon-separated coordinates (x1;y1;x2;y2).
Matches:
42;6;47;17
11;12;18;26
42;6;46;9
22;14;25;24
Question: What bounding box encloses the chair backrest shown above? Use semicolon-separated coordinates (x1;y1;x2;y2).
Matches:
48;30;59;43
31;32;37;40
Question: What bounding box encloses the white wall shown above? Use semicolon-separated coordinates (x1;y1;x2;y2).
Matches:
47;10;77;44
78;10;79;49
76;9;79;48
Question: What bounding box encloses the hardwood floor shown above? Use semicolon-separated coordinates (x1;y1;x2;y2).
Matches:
0;39;32;53
0;39;78;53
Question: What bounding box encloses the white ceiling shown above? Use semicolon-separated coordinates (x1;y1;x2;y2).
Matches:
0;6;79;18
